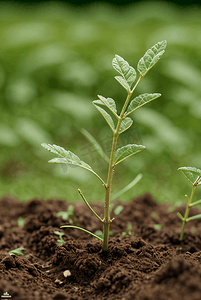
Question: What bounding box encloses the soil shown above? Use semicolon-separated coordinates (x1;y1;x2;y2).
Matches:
1;193;201;300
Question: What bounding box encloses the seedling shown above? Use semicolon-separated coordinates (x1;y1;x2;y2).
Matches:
177;167;201;240
57;205;76;223
154;224;162;230
17;217;26;228
42;41;167;250
8;247;25;256
54;231;65;245
122;221;134;237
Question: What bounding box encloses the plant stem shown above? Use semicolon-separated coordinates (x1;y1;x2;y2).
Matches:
78;189;103;223
102;77;142;250
180;185;196;240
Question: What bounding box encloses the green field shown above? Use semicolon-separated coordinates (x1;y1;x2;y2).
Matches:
1;2;201;207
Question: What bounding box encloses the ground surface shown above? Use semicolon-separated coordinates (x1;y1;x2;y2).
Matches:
1;194;201;300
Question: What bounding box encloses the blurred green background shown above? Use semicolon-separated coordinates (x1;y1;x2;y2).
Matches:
0;1;201;207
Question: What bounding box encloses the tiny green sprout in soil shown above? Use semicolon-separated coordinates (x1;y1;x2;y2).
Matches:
57;205;77;224
154;224;162;230
114;205;124;216
8;247;25;256
17;217;26;228
41;40;167;251
122;221;134;237
177;167;201;240
54;231;65;245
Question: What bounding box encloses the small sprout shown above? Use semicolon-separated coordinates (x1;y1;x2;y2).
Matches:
177;167;201;240
127;222;134;236
63;270;71;277
154;224;162;230
17;217;26;228
9;247;25;256
54;231;65;245
57;205;75;223
122;222;134;236
42;41;167;250
114;205;124;216
151;212;158;219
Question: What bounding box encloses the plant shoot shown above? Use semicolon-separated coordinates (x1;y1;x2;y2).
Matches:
177;167;201;240
42;40;167;250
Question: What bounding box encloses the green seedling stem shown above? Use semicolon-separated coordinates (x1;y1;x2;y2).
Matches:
42;41;167;250
178;167;201;240
102;82;144;249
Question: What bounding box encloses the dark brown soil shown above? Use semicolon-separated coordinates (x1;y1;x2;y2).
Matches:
1;193;201;300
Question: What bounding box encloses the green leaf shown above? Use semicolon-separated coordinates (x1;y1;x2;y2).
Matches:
178;167;201;186
54;231;65;245
41;143;92;170
114;205;124;215
94;95;118;117
17;217;26;228
119;117;133;134
114;76;130;91
125;93;161;116
111;173;142;201
154;224;162;230
113;144;145;165
112;54;136;90
93;104;115;132
9;247;25;256
137;40;167;76
41;143;106;186
177;212;184;221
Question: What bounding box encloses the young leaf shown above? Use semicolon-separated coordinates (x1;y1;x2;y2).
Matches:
137;40;167;76
54;231;65;245
114;205;124;215
154;224;162;230
113;144;145;165
112;54;136;91
114;76;130;92
93;104;115;132
17;217;26;228
125;93;161;116
9;247;25;256
178;167;201;186
119;117;133;134
41;143;106;186
93;95;118;117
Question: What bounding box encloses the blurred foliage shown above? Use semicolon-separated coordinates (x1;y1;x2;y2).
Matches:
0;2;201;205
